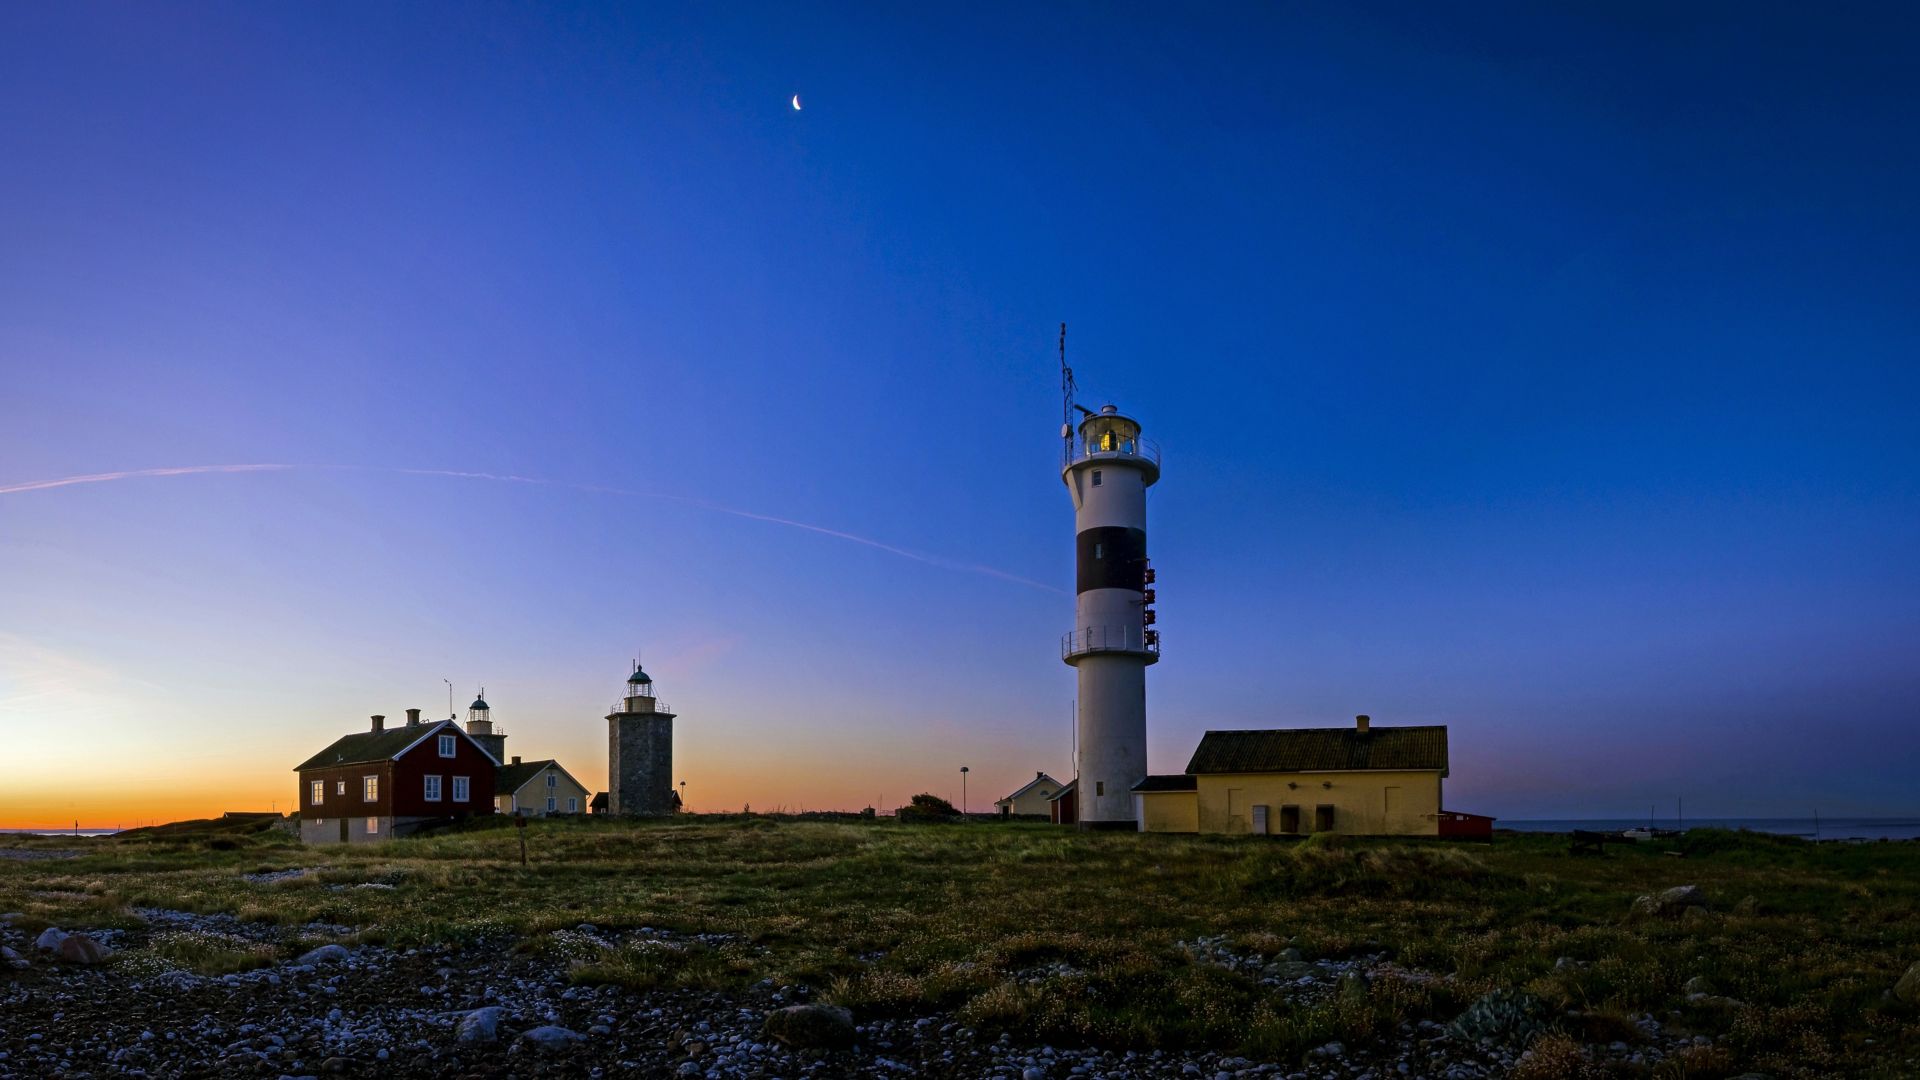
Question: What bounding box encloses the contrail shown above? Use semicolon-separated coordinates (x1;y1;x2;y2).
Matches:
0;463;1066;595
0;464;300;495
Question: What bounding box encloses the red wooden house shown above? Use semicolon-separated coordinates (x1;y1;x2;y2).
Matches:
295;709;498;844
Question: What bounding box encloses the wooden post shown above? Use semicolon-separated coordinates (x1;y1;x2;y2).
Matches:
515;814;528;866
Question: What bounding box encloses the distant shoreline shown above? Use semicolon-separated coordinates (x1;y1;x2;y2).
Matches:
1502;817;1920;842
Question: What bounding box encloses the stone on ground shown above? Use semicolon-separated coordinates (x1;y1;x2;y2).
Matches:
34;927;68;952
1;945;28;970
297;944;350;965
519;1024;586;1049
1631;885;1708;919
1895;960;1920;1005
456;1006;504;1044
56;934;112;964
763;1003;857;1050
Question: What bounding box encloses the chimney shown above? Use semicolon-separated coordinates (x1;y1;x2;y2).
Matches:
512;755;521;765
406;708;421;726
1355;714;1370;733
370;714;385;733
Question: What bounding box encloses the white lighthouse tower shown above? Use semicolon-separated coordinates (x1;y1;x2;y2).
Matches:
1059;339;1160;829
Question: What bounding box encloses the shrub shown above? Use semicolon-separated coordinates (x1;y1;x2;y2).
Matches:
898;793;959;820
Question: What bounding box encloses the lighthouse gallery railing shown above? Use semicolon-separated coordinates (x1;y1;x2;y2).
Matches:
1061;625;1160;660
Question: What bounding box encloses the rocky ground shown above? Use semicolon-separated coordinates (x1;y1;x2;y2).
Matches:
0;908;1754;1080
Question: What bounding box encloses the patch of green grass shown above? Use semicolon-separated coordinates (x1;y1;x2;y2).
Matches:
147;929;278;975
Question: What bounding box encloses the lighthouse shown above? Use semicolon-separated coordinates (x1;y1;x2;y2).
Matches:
607;661;677;815
1061;401;1160;828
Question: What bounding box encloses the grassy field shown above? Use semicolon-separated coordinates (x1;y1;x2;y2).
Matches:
3;816;1916;1076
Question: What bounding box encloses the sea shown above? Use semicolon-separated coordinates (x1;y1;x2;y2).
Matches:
0;829;118;837
1503;817;1920;842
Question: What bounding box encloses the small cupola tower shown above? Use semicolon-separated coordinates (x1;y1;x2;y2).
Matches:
465;688;506;764
608;658;677;815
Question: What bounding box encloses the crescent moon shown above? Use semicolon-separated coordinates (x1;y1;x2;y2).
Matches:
791;94;802;111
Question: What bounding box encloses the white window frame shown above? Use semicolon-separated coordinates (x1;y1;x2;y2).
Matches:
363;775;378;802
424;775;442;802
437;734;456;758
567;796;578;812
546;772;557;788
546;796;557;812
365;817;379;835
452;776;469;802
310;780;324;806
336;780;345;795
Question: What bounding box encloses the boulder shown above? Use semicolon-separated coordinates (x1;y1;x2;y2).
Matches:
1;945;27;970
1894;960;1920;1005
1630;885;1708;919
297;944;351;965
456;1007;504;1044
1337;971;1369;1002
1449;987;1551;1048
56;934;111;964
1683;975;1715;995
34;927;68;952
763;1003;856;1050
518;1025;586;1050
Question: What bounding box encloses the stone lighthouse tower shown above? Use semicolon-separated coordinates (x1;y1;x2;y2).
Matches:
607;661;676;815
1061;402;1160;828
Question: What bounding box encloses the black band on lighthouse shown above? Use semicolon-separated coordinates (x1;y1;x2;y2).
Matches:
1076;526;1147;594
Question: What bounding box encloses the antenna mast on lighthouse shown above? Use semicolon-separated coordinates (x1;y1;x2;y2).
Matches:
1059;323;1075;466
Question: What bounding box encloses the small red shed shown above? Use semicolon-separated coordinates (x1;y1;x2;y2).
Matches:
1047;779;1078;825
1437;810;1495;840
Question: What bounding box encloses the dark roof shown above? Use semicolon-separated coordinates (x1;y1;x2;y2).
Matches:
1131;774;1198;792
469;696;489;711
628;668;651;684
496;759;572;794
590;792;608;811
1045;778;1077;800
1185;726;1448;776
294;720;455;771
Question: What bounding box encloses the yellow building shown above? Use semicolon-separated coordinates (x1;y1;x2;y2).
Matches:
496;757;592;816
1133;716;1448;836
995;771;1066;817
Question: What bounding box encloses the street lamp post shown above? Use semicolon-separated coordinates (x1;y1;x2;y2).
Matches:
679;780;687;813
960;766;969;817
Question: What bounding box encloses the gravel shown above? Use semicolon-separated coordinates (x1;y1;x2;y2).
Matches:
0;910;1794;1079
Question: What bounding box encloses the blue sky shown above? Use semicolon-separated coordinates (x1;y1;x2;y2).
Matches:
2;3;1916;824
